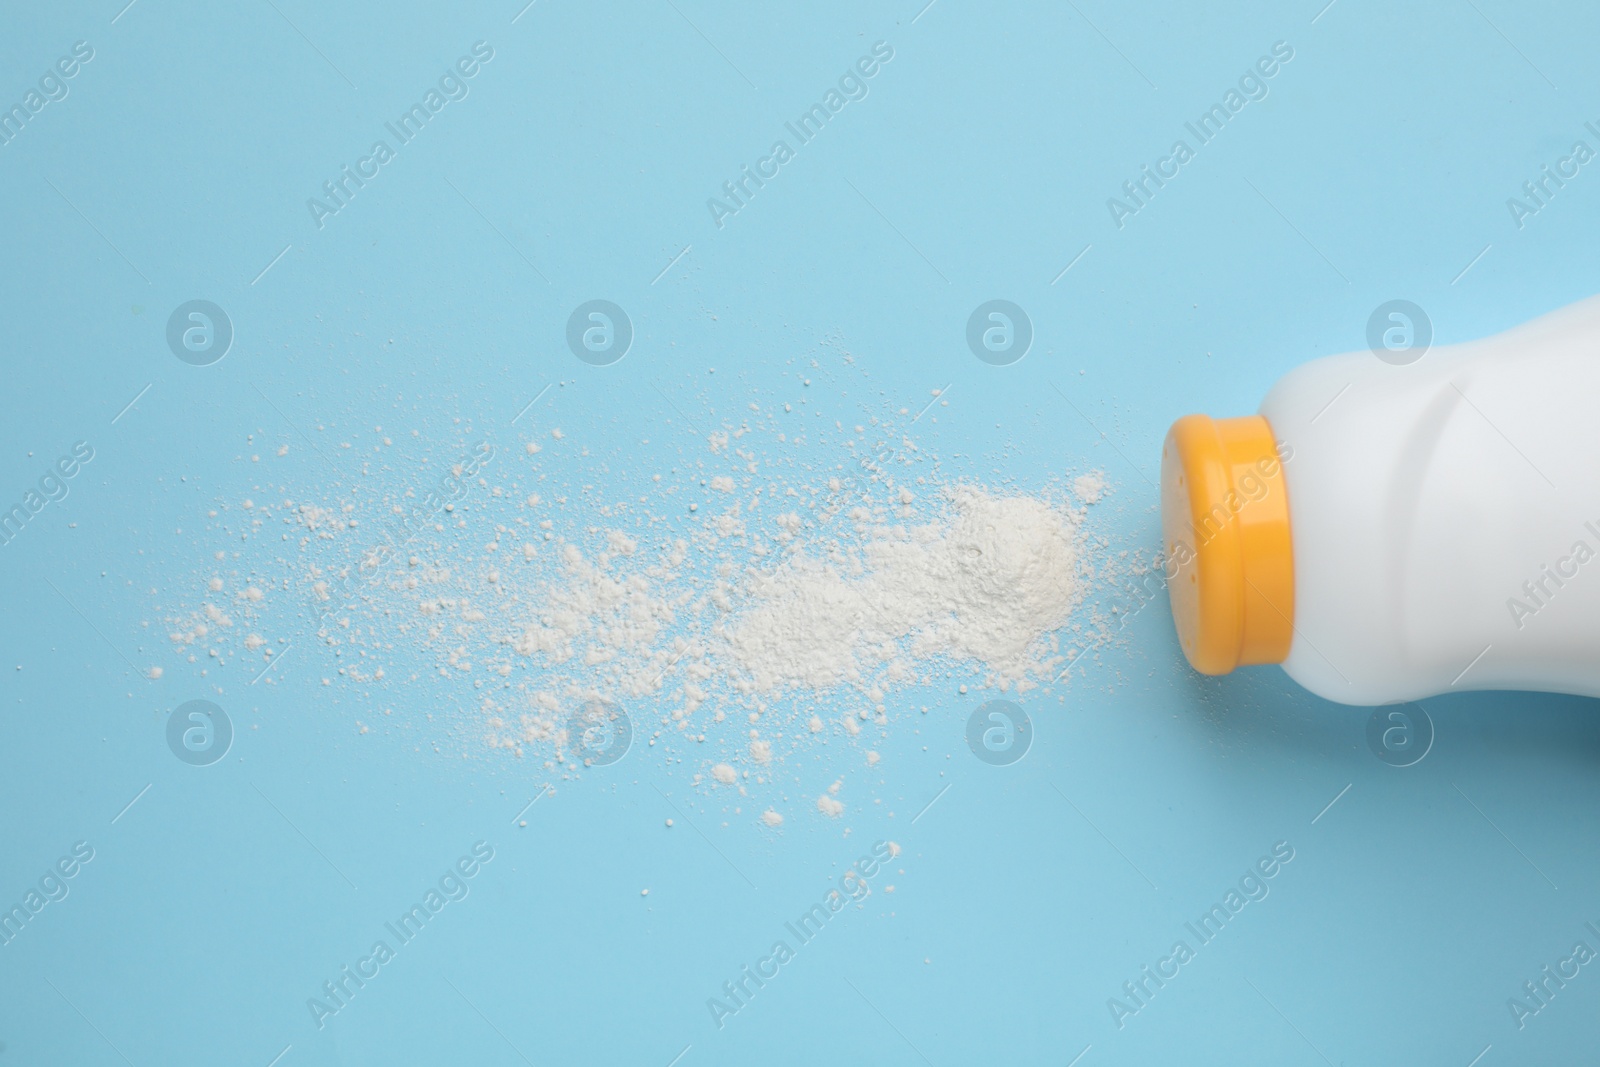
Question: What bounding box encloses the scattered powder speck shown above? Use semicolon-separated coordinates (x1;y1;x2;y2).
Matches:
761;809;784;827
711;763;737;785
1074;472;1107;504
817;794;845;818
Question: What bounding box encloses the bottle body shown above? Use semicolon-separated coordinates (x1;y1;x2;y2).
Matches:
1260;296;1600;704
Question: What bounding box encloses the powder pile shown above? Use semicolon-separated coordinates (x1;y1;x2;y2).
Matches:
461;483;1095;769
155;366;1123;826
720;487;1083;693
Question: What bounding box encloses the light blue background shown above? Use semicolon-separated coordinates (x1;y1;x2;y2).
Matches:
3;1;1599;1063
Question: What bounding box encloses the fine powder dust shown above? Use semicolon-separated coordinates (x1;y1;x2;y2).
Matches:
721;488;1083;693
158;373;1124;827
468;484;1095;762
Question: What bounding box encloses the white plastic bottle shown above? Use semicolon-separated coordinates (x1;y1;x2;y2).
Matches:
1160;294;1600;705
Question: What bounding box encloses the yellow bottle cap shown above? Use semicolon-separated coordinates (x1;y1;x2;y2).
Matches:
1160;414;1295;674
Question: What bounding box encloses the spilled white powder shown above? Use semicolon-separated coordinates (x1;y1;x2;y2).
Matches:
1073;472;1106;505
721;487;1083;694
162;376;1117;829
459;482;1095;786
